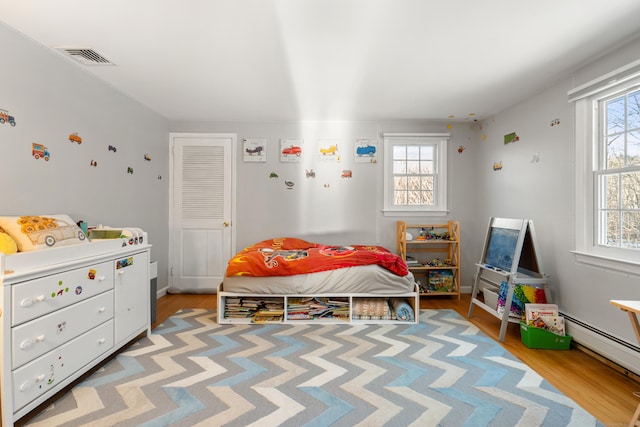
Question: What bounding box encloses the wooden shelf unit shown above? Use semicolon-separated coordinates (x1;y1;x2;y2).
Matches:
397;220;460;299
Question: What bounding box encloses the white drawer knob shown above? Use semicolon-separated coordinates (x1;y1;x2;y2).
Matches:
36;294;46;302
98;275;106;282
35;374;45;383
98;307;106;313
35;334;45;343
118;270;125;276
19;339;33;350
19;380;32;392
98;338;106;344
20;298;33;308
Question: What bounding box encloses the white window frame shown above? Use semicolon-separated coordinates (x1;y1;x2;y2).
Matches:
569;59;640;276
382;132;449;217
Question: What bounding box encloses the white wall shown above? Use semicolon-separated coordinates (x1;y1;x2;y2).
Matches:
169;120;480;288
475;35;640;355
0;22;171;289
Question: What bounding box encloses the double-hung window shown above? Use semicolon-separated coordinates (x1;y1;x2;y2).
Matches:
382;133;449;216
570;61;640;275
598;88;640;249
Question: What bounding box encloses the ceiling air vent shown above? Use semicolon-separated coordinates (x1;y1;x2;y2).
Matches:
55;47;115;66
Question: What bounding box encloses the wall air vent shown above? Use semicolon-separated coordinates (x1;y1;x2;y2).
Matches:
55;47;116;66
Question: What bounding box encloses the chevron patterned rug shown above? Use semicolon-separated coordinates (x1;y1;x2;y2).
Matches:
24;309;603;427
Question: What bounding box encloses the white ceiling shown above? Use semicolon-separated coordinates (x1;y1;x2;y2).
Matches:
2;0;640;123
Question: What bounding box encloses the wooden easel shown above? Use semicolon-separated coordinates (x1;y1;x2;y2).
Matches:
468;218;551;341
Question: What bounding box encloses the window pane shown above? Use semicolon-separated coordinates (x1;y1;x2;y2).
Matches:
393;146;406;160
406;160;420;174
629;130;640;166
393;160;406;174
628;89;640;130
407;190;421;205
601;174;619;209
420;160;433;174
394;190;407;205
605;210;620;246
421;176;434;191
420;145;434;160
606;96;625;134
407;145;420;160
394;176;407;191
606;134;625;169
621;171;640;209
407;176;421;190
622;211;640;248
421;190;434;205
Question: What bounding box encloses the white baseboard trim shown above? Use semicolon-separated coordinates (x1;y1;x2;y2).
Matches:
157;286;168;299
563;313;640;376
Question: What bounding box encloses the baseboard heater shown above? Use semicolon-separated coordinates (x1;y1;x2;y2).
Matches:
562;312;640;376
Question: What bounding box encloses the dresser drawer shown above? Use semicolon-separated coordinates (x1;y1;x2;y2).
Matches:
12;320;114;412
11;291;114;369
12;261;114;326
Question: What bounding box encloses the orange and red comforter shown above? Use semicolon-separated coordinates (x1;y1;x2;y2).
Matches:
225;237;408;278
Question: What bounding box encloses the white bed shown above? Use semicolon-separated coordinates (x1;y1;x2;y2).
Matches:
219;237;419;324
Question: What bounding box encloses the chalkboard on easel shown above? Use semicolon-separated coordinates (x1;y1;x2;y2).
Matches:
480;217;543;277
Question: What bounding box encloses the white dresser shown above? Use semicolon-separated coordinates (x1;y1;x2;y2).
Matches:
0;237;151;426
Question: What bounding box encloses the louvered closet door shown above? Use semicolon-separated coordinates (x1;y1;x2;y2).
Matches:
170;134;235;292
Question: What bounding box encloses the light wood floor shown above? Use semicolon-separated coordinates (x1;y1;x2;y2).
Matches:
155;292;640;425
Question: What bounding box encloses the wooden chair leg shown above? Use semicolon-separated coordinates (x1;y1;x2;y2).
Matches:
630;395;640;427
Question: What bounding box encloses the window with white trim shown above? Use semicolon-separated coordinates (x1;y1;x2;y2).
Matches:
569;61;640;275
598;87;640;249
383;133;449;216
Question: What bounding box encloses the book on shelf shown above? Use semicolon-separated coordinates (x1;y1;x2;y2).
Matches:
252;310;284;323
427;269;454;292
405;256;421;266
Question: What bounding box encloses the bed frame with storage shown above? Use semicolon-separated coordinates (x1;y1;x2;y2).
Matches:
217;282;420;325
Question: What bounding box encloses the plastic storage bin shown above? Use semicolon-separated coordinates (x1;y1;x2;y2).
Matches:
520;322;572;350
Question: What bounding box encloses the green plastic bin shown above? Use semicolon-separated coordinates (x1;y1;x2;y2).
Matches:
520;322;572;350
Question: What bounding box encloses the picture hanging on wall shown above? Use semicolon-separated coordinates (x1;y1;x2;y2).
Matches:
280;139;303;162
243;138;267;162
317;139;340;163
354;139;377;163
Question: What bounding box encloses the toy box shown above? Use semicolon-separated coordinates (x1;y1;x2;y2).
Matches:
520;322;572;350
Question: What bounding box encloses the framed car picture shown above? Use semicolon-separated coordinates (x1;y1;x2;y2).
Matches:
280;138;303;162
